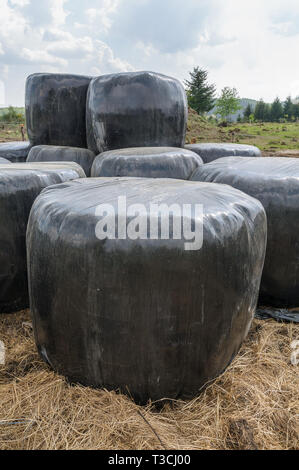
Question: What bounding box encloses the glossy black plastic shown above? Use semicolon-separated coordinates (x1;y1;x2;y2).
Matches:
191;156;299;310
0;141;32;162
256;308;299;323
25;73;92;148
0;162;85;313
91;147;202;179
27;145;96;176
86;71;188;154
27;177;266;403
185;143;261;164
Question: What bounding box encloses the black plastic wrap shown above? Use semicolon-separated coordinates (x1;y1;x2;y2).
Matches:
0;162;85;313
0;157;11;164
256;308;299;323
0;141;32;162
27;145;96;177
86;71;188;154
27;177;266;403
191;156;299;310
25;73;92;148
185;143;261;164
91;147;203;179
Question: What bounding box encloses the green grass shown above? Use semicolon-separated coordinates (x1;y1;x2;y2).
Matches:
0;107;26;142
186;108;299;152
0;123;26;142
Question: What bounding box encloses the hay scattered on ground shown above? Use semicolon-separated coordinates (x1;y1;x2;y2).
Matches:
0;310;298;450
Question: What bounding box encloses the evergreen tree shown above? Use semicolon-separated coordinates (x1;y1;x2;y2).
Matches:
283;96;293;121
270;97;283;122
293;103;299;120
264;103;271;122
185;67;216;114
215;87;241;121
254;99;266;121
244;104;252;121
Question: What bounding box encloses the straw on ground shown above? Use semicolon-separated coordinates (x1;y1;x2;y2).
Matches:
0;310;298;450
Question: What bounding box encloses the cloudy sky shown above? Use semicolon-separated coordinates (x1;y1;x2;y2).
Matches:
1;0;299;106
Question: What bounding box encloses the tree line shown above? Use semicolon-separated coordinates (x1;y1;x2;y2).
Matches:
185;67;299;123
244;97;299;123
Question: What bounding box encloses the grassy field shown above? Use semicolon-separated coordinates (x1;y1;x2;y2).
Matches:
0;107;26;142
0;123;26;142
186;108;299;154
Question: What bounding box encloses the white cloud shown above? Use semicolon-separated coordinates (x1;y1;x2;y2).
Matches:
93;40;135;74
9;0;30;5
0;0;135;105
85;0;119;32
47;36;94;59
22;48;67;66
1;0;299;105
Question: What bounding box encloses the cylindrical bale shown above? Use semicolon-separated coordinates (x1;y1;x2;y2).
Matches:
185;143;261;164
25;73;92;148
91;147;203;180
0;162;85;313
191;156;299;309
0;157;11;164
0;141;32;162
27;145;96;177
27;177;267;403
86;71;188;154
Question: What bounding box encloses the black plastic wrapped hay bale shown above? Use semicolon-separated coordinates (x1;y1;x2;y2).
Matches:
191;156;299;310
91;147;203;179
0;162;85;313
0;157;11;164
185;143;261;164
27;145;96;177
0;141;32;162
27;177;267;403
86;71;188;154
25;73;92;148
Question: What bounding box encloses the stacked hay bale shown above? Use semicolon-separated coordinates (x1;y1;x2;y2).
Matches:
86;71;188;154
185;142;261;163
91;147;202;179
0;162;85;313
27;145;96;177
8;68;298;405
191;156;299;315
27;177;266;402
0;141;32;163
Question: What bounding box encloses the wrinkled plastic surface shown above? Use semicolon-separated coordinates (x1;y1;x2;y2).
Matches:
27;145;95;177
25;73;92;148
0;157;11;164
28;177;266;403
86;71;188;154
0;162;85;313
0;141;32;162
191;156;299;310
185;143;261;164
91;147;203;179
256;308;299;323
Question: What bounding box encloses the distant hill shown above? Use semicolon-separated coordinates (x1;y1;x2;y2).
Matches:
208;98;258;122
